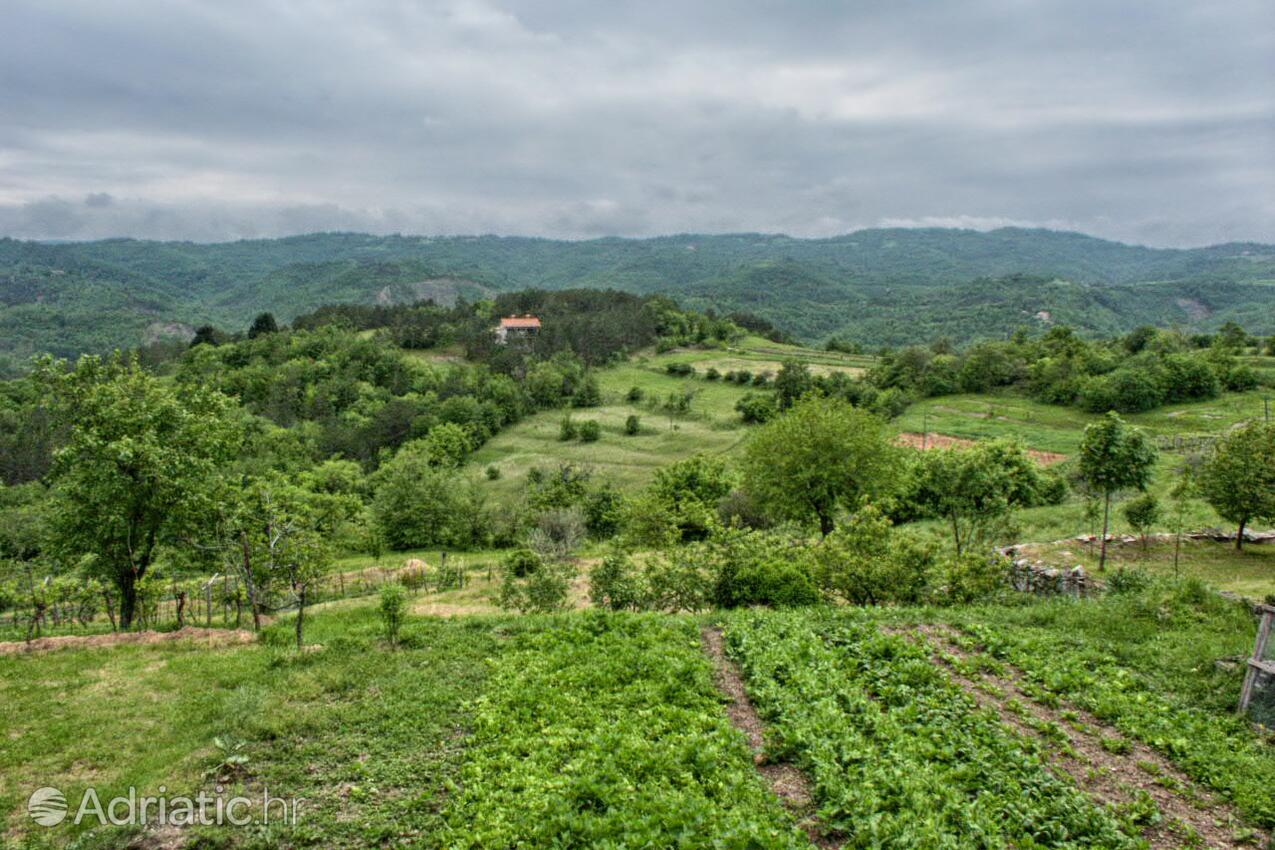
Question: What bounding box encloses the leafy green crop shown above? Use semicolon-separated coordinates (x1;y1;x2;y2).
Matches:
436;612;811;848
724;610;1147;848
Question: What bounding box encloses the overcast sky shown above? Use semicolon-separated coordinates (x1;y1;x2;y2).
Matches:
1;0;1272;247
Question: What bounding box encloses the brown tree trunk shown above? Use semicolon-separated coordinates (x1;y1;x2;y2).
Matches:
176;591;187;629
1236;518;1246;551
818;510;834;538
294;585;306;650
1098;493;1112;571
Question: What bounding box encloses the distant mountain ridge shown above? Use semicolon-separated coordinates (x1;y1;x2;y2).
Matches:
1;227;1273;366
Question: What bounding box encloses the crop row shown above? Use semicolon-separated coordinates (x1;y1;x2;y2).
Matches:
953;620;1275;827
435;612;811;849
724;610;1147;849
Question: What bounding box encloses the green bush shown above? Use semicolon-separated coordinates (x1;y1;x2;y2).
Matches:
714;559;819;608
578;420;601;442
588;552;648;611
558;416;578;441
485;464;501;480
378;584;408;647
497;556;575;614
624;414;641;435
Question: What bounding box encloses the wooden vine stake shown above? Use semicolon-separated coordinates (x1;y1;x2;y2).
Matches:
1238;603;1275;724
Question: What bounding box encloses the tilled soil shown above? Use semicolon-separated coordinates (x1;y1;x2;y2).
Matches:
701;627;836;848
888;623;1269;850
0;626;256;655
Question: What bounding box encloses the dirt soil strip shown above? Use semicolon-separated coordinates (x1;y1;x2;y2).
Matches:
0;626;257;655
702;627;835;849
894;432;1068;466
888;624;1267;850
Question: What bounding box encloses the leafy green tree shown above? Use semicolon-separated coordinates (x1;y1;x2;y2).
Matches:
247;312;279;338
1198;421;1275;550
774;359;813;410
419;423;473;467
371;445;480;549
1077;412;1157;570
624;414;641;436
742;397;899;536
1121;492;1161;550
37;355;241;628
912;439;1042;555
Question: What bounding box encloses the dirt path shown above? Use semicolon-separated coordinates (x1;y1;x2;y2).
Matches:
701;627;834;848
0;626;256;655
889;624;1267;850
895;432;1068;465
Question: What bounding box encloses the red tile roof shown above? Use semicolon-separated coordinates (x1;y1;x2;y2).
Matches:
499;315;541;329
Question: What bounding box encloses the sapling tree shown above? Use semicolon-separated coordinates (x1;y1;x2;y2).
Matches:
379;583;408;648
1197;421;1275;550
1077;412;1157;571
1121;492;1161;551
1168;464;1196;577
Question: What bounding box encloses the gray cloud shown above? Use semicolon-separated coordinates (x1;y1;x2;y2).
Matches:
0;0;1271;247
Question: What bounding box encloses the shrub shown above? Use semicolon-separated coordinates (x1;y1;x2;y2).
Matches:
665;362;695;377
714;558;819;608
624;414;641;435
704;367;721;381
578;420;601;442
528;507;587;561
485;465;501;481
498;556;575;614
1107;567;1152;595
626;385;644;402
378;584;408;647
1122;492;1161;547
588;552;648;611
939;552;1008;603
503;548;542;578
751;372;771;387
558;416;578;441
735;392;776;424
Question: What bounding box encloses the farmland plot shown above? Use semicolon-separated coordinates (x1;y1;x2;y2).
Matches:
723;610;1274;849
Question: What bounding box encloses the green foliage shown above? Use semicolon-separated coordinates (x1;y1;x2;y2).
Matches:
909;439;1061;554
623;413;641;435
378;583;408;647
37;354;242;627
1122;493;1161;546
578;419;601;442
558;415;578;441
440;614;808;848
734;392;776;424
1197;421;1275;549
587;552;647;611
725;611;1144;848
496;551;574;614
811;504;937;605
742;397;900;535
371;444;483;550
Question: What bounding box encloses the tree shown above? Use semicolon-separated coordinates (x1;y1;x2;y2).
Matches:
38;355;241;628
774;359;813;410
1198;421;1275;550
1167;465;1195;577
1122;492;1161;550
741;397;899;536
912;439;1042;555
247;312;279;338
1077;412;1157;570
371;444;481;549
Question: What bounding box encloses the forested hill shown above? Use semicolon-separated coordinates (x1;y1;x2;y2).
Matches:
2;228;1274;367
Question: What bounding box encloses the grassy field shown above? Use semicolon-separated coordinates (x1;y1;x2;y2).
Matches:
1019;536;1275;598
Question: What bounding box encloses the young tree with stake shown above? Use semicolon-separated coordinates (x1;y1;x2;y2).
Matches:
1077;412;1157;571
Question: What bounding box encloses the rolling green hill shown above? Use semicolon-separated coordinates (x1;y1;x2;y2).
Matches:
3;228;1274;366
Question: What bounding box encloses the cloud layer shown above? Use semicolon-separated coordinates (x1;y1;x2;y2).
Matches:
1;0;1271;246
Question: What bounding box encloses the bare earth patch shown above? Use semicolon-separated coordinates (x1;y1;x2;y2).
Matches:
888;624;1268;850
0;627;256;655
702;627;835;847
895;432;1067;465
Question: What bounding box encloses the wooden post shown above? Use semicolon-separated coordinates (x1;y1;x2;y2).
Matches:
205;581;213;628
1238;604;1275;716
